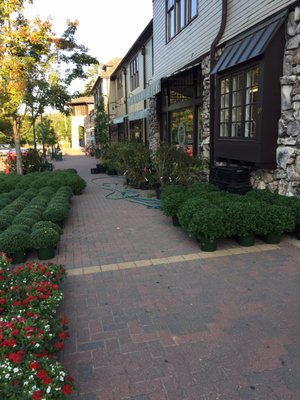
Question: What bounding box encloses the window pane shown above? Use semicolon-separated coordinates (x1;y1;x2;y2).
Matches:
168;9;175;38
170;108;194;156
180;0;186;29
232;74;243;91
221;78;230;94
220;123;228;137
190;0;197;18
245;67;259;138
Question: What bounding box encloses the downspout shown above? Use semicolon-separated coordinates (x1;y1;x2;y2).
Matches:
142;45;147;145
209;0;228;168
123;67;129;141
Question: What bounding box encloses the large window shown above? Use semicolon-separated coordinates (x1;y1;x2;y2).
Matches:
130;56;139;91
167;0;198;41
219;66;259;139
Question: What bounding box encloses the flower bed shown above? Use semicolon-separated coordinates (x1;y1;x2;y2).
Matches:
0;253;75;399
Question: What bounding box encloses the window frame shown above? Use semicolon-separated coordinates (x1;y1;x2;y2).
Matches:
129;55;139;91
216;63;261;141
166;0;198;42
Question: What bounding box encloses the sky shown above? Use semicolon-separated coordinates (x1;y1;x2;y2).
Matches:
24;0;153;91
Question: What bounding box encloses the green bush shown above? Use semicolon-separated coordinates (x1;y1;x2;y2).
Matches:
12;215;36;227
0;214;14;231
187;206;231;241
5;224;32;234
43;205;68;223
160;185;186;201
177;197;210;230
161;192;187;217
153;144;201;186
225;201;262;237
32;220;62;235
0;229;30;254
30;227;60;249
257;204;295;235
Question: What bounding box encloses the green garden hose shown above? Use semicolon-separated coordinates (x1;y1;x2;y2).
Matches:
91;177;161;209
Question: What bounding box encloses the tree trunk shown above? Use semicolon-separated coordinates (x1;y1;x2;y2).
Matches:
12;115;23;175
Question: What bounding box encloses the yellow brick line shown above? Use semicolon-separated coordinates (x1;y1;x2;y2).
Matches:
67;243;279;277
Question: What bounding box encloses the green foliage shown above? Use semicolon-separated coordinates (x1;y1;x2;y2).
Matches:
225;201;262;237
187;207;231;241
12;215;36;227
177;197;210;230
43;204;69;223
94;97;109;146
0;229;30;253
5;224;32;234
33;220;62;235
30;227;60;249
153;144;201;186
0;214;14;231
6;149;51;174
256;204;295;235
160;185;186;201
161;192;187;217
102;142;129;173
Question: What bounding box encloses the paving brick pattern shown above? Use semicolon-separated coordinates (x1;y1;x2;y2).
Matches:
52;152;300;399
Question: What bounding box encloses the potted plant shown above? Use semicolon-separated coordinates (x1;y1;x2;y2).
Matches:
32;220;62;235
161;188;187;226
0;229;30;263
226;201;261;246
30;227;60;260
186;206;231;251
43;204;69;225
177;197;209;230
257;204;295;243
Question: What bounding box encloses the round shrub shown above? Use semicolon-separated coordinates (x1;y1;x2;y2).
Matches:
12;215;36;227
30;227;60;249
5;224;32;234
0;213;14;231
33;220;62;235
161;192;187;218
177;197;210;230
0;229;30;254
43;205;68;223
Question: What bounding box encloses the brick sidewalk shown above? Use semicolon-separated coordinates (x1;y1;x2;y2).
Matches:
55;153;300;399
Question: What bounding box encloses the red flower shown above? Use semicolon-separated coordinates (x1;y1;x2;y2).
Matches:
32;390;43;400
43;376;52;385
8;350;25;363
58;331;69;339
55;341;64;350
13;300;22;307
11;329;19;336
30;361;40;370
2;338;17;347
0;297;6;305
62;383;73;394
61;315;69;325
37;369;48;379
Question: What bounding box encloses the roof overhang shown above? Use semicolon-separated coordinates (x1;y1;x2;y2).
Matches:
211;10;287;74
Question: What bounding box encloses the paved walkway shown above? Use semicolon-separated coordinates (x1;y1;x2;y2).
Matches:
52;151;300;399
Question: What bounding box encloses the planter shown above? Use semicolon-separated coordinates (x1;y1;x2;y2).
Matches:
199;237;217;252
237;233;255;247
37;247;56;260
9;250;27;264
263;232;282;244
172;215;181;226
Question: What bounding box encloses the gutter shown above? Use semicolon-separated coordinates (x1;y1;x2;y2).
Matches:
209;0;228;168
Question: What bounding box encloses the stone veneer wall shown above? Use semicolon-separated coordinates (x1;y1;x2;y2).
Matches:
251;6;300;196
147;96;160;152
199;55;211;160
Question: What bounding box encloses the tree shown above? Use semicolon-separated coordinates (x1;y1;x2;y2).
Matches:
94;96;109;148
0;0;98;174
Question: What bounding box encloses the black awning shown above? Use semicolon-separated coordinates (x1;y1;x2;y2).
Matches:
211;10;287;74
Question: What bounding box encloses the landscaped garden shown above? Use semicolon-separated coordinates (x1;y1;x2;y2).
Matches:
161;182;300;251
0;253;75;398
0;169;86;264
